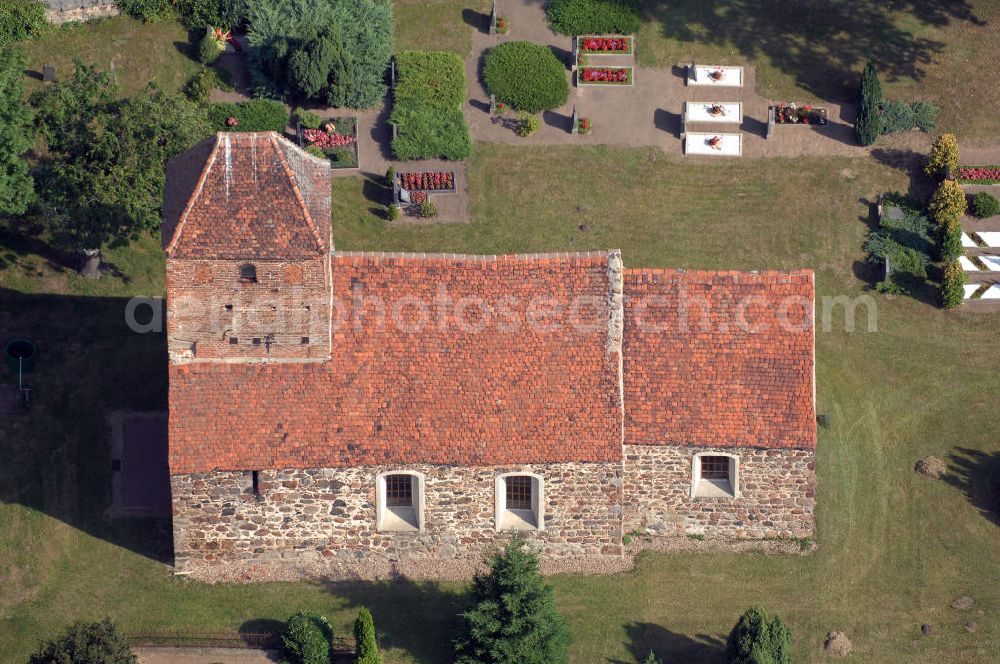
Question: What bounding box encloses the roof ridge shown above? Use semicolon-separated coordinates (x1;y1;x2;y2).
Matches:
165;134;221;256
333;250;620;262
269;133;326;253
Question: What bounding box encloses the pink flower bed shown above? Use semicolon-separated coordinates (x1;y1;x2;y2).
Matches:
303;128;356;149
398;171;455;191
580;37;631;54
580;67;631;84
957;166;1000;183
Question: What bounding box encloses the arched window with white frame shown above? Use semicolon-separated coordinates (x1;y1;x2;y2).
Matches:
495;472;544;531
376;471;425;531
691;453;740;498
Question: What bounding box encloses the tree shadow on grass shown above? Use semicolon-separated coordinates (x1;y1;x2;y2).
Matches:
609;622;726;663
313;575;470;664
942;448;1000;527
869;148;936;200
644;0;982;101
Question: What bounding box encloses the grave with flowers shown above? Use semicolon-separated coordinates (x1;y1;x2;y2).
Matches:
299;117;359;169
771;103;828;126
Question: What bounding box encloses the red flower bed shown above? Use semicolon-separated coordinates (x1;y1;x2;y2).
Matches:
410;191;427;205
398;171;455;191
580;67;630;83
957;166;1000;183
303;128;356;149
580;37;631;53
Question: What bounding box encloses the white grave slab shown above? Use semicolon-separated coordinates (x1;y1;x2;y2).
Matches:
684;132;742;156
961;232;978;248
684;101;743;124
964;284;982;299
982;285;1000;299
978;232;1000;247
688;65;744;87
980;255;1000;271
959;256;982;271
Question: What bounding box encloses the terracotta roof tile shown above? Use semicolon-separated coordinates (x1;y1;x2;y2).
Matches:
622;269;816;449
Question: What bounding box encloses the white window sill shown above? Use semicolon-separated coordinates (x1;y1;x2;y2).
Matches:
379;506;420;532
693;479;736;499
500;509;538;531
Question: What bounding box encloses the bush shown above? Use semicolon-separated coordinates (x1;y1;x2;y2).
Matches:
390;51;471;160
387;203;399;220
925;133;959;178
328;145;357;167
516;111;540;137
727;607;791;664
247;0;393;109
0;0;47;46
482;41;568;113
879;99;939;135
940;219;963;262
184;68;219;104
545;0;642;36
175;0;248;30
853;62;882;146
116;0;174;22
941;260;966;308
282;611;332;664
305;145;326;158
455;538;571;664
28;618;136;664
294;106;324;129
971;191;1000;218
354;608;381;664
385;166;395;186
419;200;438;218
0;47;34;215
198;31;223;65
928;179;966;227
208;99;288;132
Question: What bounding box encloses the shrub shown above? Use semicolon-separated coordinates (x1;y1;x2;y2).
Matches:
925;133;959;178
0;0;47;46
482;41;568;113
387;203;399;220
390;51;471;160
385;166;395;186
305;145;326;159
175;0;248;30
247;0;393;109
928;179;966;227
643;652;663;664
941;260;965;308
116;0;174;22
208;99;288;132
184;68;219;104
727;607;791;664
971;191;1000;218
328;145;357;167
198;31;223;65
419;200;438;218
853;62;882;146
940;219;963;262
545;0;642;36
28;618;136;664
294;106;324;129
879;100;939;135
455;538;571;664
354;608;381;664
282;611;332;664
516;111;540;137
0;47;34;215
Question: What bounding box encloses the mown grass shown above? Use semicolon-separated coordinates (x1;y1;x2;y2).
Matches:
394;0;490;56
2;146;998;662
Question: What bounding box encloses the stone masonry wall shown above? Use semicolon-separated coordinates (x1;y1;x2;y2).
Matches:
166;255;330;362
171;462;623;567
623;445;815;539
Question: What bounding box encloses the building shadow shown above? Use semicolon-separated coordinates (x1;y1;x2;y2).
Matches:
942;448;1000;526
610;622;726;664
0;288;172;564
314;575;470;664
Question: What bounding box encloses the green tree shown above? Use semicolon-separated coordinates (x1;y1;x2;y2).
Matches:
940;219;963;262
941;259;966;308
727;607;791;664
28;618;136;664
853;62;883;146
282;611;332;664
0;47;34;214
454;538;571;664
925;133;959;178
32;62;210;276
928;179;967;227
353;607;381;664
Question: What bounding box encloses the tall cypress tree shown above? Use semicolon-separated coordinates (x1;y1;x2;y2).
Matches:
353;608;381;664
454;538;571;664
0;47;35;215
853;62;883;146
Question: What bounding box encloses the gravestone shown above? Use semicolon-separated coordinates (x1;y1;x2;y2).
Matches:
679;111;686;140
42;64;56;82
489;0;497;35
766;106;775;139
571;104;578;134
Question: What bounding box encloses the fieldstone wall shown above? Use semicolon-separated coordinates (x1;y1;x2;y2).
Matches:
44;0;118;24
171;461;624;568
622;445;815;539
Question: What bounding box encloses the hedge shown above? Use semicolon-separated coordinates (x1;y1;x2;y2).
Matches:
116;0;174;22
941;260;965;308
482;41;568;113
0;0;47;47
208;99;288;132
545;0;641;36
390;51;471;161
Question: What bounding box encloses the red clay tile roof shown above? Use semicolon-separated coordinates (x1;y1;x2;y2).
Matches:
168;252;624;473
623;269;816;449
163;132;331;259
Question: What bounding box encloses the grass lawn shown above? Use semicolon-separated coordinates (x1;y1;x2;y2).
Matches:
2;146;998;662
21;16;199;98
638;0;1000;140
394;0;490;56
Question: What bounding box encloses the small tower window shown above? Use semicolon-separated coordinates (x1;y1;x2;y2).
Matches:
239;264;258;283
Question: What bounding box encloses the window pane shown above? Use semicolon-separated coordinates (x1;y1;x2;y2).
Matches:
506;476;532;510
700;456;730;480
385;475;413;507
